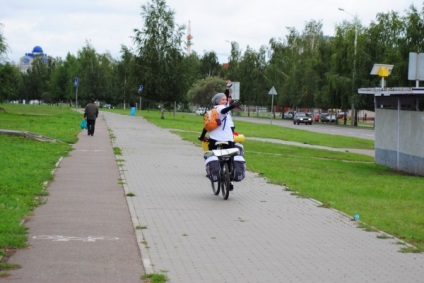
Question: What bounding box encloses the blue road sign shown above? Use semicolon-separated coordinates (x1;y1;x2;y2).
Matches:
73;77;79;87
138;85;143;92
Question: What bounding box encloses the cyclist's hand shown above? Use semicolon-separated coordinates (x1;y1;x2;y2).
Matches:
233;100;242;108
198;136;207;142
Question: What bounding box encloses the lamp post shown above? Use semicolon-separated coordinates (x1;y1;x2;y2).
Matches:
339;8;358;126
73;77;79;108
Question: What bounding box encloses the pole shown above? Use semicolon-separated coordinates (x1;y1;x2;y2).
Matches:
270;94;274;124
268;86;278;124
339;8;358;126
73;77;79;108
352;19;358;126
75;87;78;108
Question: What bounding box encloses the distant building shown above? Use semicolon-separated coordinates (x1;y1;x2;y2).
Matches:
19;46;53;73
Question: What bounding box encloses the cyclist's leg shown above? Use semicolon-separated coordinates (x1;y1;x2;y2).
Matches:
208;139;217;150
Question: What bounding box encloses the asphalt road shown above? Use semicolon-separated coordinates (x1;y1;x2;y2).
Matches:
233;115;375;140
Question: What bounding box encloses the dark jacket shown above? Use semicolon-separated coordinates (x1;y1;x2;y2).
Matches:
84;103;99;120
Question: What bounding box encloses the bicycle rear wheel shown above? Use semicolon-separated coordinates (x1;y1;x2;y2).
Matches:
211;180;220;195
220;162;230;200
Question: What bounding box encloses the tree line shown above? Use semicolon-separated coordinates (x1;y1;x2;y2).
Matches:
1;0;424;117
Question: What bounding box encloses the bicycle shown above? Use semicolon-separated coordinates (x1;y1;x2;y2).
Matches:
209;141;240;200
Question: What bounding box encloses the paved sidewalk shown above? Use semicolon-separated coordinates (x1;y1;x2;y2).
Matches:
103;112;423;283
6;111;424;283
7;115;144;283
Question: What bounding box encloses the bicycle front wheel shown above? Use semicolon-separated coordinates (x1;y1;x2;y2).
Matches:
220;162;231;200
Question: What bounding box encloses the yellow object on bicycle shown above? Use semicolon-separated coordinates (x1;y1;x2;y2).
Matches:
202;140;209;151
233;134;245;143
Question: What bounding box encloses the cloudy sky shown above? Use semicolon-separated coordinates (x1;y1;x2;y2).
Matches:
1;0;422;64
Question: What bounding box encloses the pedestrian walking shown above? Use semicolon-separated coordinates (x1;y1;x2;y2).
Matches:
84;98;99;136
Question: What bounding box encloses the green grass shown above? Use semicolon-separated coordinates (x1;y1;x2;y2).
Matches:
133;109;424;252
141;273;168;283
0;103;81;265
0;104;81;143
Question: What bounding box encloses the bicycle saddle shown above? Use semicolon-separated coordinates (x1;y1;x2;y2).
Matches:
212;148;240;157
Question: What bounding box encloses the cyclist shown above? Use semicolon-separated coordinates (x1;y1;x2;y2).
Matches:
199;92;241;150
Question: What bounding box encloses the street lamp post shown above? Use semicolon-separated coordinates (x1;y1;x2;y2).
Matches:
73;77;79;108
339;8;358;126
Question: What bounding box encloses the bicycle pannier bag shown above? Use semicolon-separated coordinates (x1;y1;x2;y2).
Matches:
232;155;246;182
205;155;220;182
234;142;244;156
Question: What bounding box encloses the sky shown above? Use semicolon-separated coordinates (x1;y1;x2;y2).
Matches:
1;0;423;64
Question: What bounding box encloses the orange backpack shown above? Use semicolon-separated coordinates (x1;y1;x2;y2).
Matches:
203;108;225;131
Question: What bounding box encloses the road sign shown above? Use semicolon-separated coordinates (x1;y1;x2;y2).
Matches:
268;86;277;95
229;82;240;100
73;77;79;87
138;85;143;92
268;86;278;124
408;52;424;81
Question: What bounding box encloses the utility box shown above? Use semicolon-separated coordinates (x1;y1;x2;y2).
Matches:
358;87;424;176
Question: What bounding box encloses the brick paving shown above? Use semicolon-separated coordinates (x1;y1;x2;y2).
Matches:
104;112;424;283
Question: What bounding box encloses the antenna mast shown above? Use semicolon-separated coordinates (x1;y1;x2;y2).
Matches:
186;20;193;56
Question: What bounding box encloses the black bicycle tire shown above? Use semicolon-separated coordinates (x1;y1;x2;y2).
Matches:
221;162;230;200
211;179;220;195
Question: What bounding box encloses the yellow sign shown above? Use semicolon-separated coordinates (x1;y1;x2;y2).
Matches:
370;64;394;77
377;67;389;77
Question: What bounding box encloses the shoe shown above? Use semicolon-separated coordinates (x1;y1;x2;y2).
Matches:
229;182;234;191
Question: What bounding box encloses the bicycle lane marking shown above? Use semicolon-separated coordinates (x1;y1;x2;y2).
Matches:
33;235;119;242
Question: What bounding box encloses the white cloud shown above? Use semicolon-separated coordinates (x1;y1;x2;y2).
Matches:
1;0;422;63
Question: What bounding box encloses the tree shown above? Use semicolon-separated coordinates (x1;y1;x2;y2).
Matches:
22;56;54;103
225;41;242;81
0;63;20;102
113;45;138;107
76;42;112;105
0;23;8;62
49;57;72;104
180;52;202;106
187;76;225;108
200;51;221;77
238;46;267;116
133;0;185;113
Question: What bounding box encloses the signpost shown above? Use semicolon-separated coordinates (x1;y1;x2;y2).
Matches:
229;82;240;100
370;64;394;88
408;52;424;87
138;85;143;110
73;77;79;108
268;86;278;124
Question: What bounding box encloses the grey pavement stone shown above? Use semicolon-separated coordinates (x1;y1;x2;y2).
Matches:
103;112;424;283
